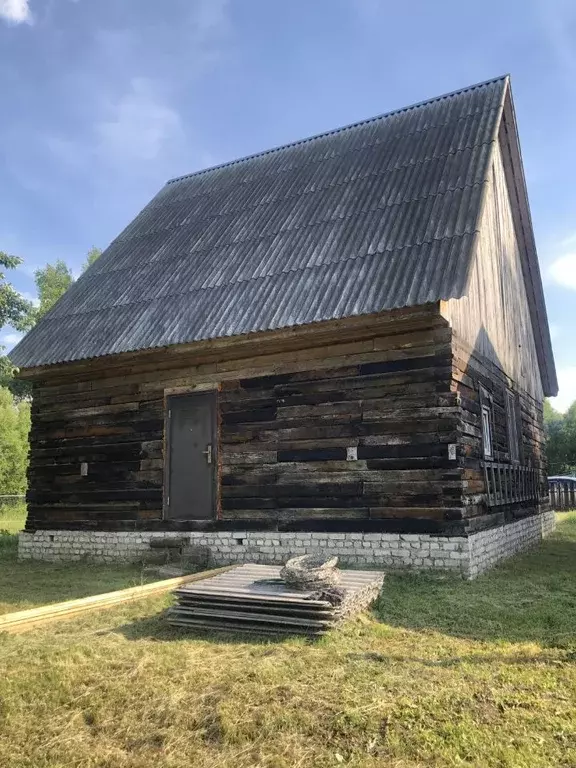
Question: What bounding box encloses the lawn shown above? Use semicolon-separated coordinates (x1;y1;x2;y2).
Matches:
0;504;151;614
0;513;575;767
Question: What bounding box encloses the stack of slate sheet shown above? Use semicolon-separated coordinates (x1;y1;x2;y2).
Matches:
167;563;385;636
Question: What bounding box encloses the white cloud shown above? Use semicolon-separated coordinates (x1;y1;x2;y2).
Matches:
18;261;41;277
1;0;232;232
549;366;576;412
0;0;31;24
0;331;23;347
39;2;232;190
96;78;183;164
549;253;576;290
43;77;186;190
44;135;86;172
19;290;39;307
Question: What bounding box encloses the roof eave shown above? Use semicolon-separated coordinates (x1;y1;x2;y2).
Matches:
499;80;558;398
11;304;446;379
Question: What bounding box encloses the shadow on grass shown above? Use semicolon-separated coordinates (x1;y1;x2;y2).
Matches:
0;525;150;614
0;503;25;559
0;530;19;557
114;610;303;645
345;648;576;666
116;514;576;649
6;503;575;651
373;513;576;649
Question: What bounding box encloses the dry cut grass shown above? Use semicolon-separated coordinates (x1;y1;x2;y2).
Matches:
0;504;151;614
0;513;575;767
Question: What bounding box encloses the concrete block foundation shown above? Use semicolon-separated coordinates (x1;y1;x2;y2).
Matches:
18;510;556;579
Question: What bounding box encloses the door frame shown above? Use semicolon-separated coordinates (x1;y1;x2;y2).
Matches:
162;386;219;521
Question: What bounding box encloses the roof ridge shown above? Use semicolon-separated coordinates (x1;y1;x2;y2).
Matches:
166;75;508;186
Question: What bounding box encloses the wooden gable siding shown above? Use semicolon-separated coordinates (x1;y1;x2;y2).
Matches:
442;137;544;401
439;130;549;526
25;308;476;534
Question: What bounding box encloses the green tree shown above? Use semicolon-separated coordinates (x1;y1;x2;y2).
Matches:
0;386;30;494
0;252;34;331
0;252;35;397
544;399;563;424
0;246;100;495
2;247;100;397
83;246;102;272
544;398;576;476
33;259;74;321
561;403;576;475
28;247;102;324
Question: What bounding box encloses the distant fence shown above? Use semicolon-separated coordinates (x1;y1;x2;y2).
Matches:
549;479;576;511
0;495;25;508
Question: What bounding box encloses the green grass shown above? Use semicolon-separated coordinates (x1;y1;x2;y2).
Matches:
0;513;575;767
379;511;576;648
0;501;27;537
0;504;151;614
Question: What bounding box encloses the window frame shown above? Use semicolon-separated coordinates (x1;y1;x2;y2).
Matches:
479;386;494;460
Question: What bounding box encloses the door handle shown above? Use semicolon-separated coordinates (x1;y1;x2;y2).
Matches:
202;444;212;464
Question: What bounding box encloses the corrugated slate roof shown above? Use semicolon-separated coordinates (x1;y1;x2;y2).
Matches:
11;76;508;369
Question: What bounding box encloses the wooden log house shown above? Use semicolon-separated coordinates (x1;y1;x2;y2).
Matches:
11;76;558;576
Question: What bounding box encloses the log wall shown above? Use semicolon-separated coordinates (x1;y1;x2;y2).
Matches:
23;300;549;537
25;308;474;534
449;334;549;532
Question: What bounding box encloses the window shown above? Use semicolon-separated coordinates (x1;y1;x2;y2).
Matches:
480;386;493;460
506;390;520;463
481;404;493;459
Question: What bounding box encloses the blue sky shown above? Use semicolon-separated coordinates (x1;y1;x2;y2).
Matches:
0;0;575;409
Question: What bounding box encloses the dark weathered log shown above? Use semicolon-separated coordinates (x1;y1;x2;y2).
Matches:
22;306;548;537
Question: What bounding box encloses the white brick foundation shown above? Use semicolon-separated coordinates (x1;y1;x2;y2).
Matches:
467;509;556;578
18;510;555;578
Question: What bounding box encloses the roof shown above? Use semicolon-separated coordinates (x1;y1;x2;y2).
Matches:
9;75;555;394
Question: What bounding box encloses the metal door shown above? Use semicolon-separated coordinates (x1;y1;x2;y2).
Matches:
165;391;217;519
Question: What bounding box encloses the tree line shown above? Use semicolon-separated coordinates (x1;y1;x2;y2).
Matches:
544;400;576;477
0;248;101;494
